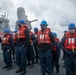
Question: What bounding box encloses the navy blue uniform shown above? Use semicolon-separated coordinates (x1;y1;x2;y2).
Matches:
15;28;30;71
52;40;60;73
61;34;76;75
38;30;55;75
27;33;37;66
1;34;14;68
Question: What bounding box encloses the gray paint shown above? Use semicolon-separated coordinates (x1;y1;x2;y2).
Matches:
0;15;10;32
15;7;37;30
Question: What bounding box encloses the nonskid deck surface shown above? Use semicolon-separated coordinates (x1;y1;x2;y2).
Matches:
0;50;66;75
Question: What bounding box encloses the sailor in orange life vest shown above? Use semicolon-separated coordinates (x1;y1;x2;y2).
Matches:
27;29;37;68
37;20;55;75
61;23;76;75
33;27;39;63
1;28;14;70
52;32;60;74
15;20;30;75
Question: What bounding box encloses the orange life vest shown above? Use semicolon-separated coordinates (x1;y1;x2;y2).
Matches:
38;28;52;44
16;26;28;39
53;38;60;51
30;31;33;42
2;34;11;44
64;32;76;50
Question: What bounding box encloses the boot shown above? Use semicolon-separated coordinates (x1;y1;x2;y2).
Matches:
56;72;59;75
63;64;65;67
14;60;16;63
63;62;65;67
66;72;72;75
27;63;30;66
27;61;30;66
71;71;74;75
74;71;76;75
15;67;23;73
56;68;59;73
20;70;26;75
2;63;9;69
42;73;45;75
7;65;12;70
36;60;38;63
2;65;9;69
56;64;59;74
29;64;34;68
34;59;38;64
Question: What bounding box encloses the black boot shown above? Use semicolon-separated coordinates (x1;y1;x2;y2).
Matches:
2;65;9;69
66;72;72;75
15;67;23;73
20;70;26;75
56;68;59;73
74;71;76;75
56;64;59;74
29;61;34;68
36;60;38;63
42;73;45;75
63;63;65;67
27;61;30;66
29;64;34;68
2;63;9;69
27;63;30;66
56;72;59;75
34;59;38;64
7;65;12;70
71;71;74;75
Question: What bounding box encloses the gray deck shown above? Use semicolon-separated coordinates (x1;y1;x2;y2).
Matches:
0;51;66;75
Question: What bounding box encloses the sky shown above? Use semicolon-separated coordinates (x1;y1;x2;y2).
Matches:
0;0;76;38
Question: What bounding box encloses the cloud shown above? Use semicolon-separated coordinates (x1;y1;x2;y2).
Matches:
0;0;76;38
0;0;14;12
